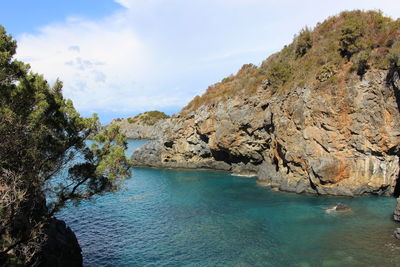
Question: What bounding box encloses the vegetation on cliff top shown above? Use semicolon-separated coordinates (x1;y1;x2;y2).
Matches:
0;26;129;265
184;10;400;112
124;110;170;126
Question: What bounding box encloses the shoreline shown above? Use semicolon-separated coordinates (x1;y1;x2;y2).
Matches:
130;163;398;199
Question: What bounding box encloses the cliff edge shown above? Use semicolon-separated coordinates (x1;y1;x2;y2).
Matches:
131;10;400;196
108;111;170;139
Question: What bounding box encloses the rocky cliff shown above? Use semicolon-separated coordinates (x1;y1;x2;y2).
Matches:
131;11;400;196
109;111;170;139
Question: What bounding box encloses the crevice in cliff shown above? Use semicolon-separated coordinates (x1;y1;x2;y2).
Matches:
394;181;400;198
276;142;292;174
394;162;400;198
387;66;400;198
273;157;280;172
387;65;400;111
308;177;318;194
210;148;251;165
196;129;209;143
164;141;174;148
240;124;253;136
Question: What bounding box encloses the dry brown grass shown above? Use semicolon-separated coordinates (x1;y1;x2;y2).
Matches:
182;10;400;113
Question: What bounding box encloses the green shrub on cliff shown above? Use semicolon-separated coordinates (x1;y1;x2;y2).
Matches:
316;64;337;82
127;110;169;125
182;10;400;113
338;15;365;59
266;61;293;88
351;50;370;76
388;40;400;67
295;27;313;57
0;26;129;265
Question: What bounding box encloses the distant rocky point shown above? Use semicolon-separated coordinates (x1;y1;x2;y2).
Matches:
109;111;171;139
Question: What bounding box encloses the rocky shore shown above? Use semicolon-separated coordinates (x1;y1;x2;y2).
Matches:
132;69;400;197
131;11;400;241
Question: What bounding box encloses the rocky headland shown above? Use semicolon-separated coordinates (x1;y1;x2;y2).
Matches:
109;111;170;139
131;11;400;197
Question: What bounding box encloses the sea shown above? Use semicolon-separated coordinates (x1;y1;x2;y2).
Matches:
58;140;400;266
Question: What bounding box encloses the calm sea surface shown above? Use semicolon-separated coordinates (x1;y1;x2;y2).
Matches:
58;140;400;266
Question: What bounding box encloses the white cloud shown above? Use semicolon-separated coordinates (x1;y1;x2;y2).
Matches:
113;0;134;9
17;12;157;113
15;0;400;122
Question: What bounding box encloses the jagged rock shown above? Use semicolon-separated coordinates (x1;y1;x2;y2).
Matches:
394;198;400;222
131;69;400;197
394;228;400;240
335;203;350;211
107;114;171;139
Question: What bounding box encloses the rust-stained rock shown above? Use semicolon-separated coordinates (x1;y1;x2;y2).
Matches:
131;70;400;196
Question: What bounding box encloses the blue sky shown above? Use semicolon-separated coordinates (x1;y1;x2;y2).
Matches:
1;0;400;124
0;0;120;35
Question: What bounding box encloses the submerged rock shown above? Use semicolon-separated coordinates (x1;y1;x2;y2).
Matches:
325;203;351;213
394;228;400;240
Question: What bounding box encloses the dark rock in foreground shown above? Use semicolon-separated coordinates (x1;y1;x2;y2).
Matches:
37;218;83;267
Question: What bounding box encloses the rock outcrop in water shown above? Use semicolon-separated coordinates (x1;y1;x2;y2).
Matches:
131;11;400;197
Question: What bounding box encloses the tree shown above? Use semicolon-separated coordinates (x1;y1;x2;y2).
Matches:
0;26;130;265
339;16;364;60
266;60;292;89
295;27;313;58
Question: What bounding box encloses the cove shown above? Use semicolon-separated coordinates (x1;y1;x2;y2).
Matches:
58;140;400;266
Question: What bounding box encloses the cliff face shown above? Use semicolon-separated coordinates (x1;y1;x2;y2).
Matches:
132;69;400;196
109;111;170;139
131;11;400;196
109;117;171;139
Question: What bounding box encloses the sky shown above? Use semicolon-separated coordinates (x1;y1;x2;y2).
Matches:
1;0;400;124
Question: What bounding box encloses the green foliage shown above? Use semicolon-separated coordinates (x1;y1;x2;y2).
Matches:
388;40;400;67
351;50;370;76
0;26;129;265
316;64;337;82
127;117;138;124
339;15;365;59
295;27;313;57
183;10;400;112
126;110;169;125
266;61;292;88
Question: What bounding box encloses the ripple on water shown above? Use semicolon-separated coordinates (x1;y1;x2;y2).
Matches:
57;140;400;267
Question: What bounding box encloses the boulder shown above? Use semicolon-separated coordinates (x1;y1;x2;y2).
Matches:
394;228;400;240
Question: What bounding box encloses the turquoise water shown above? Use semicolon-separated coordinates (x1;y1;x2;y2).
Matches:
58;140;400;266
